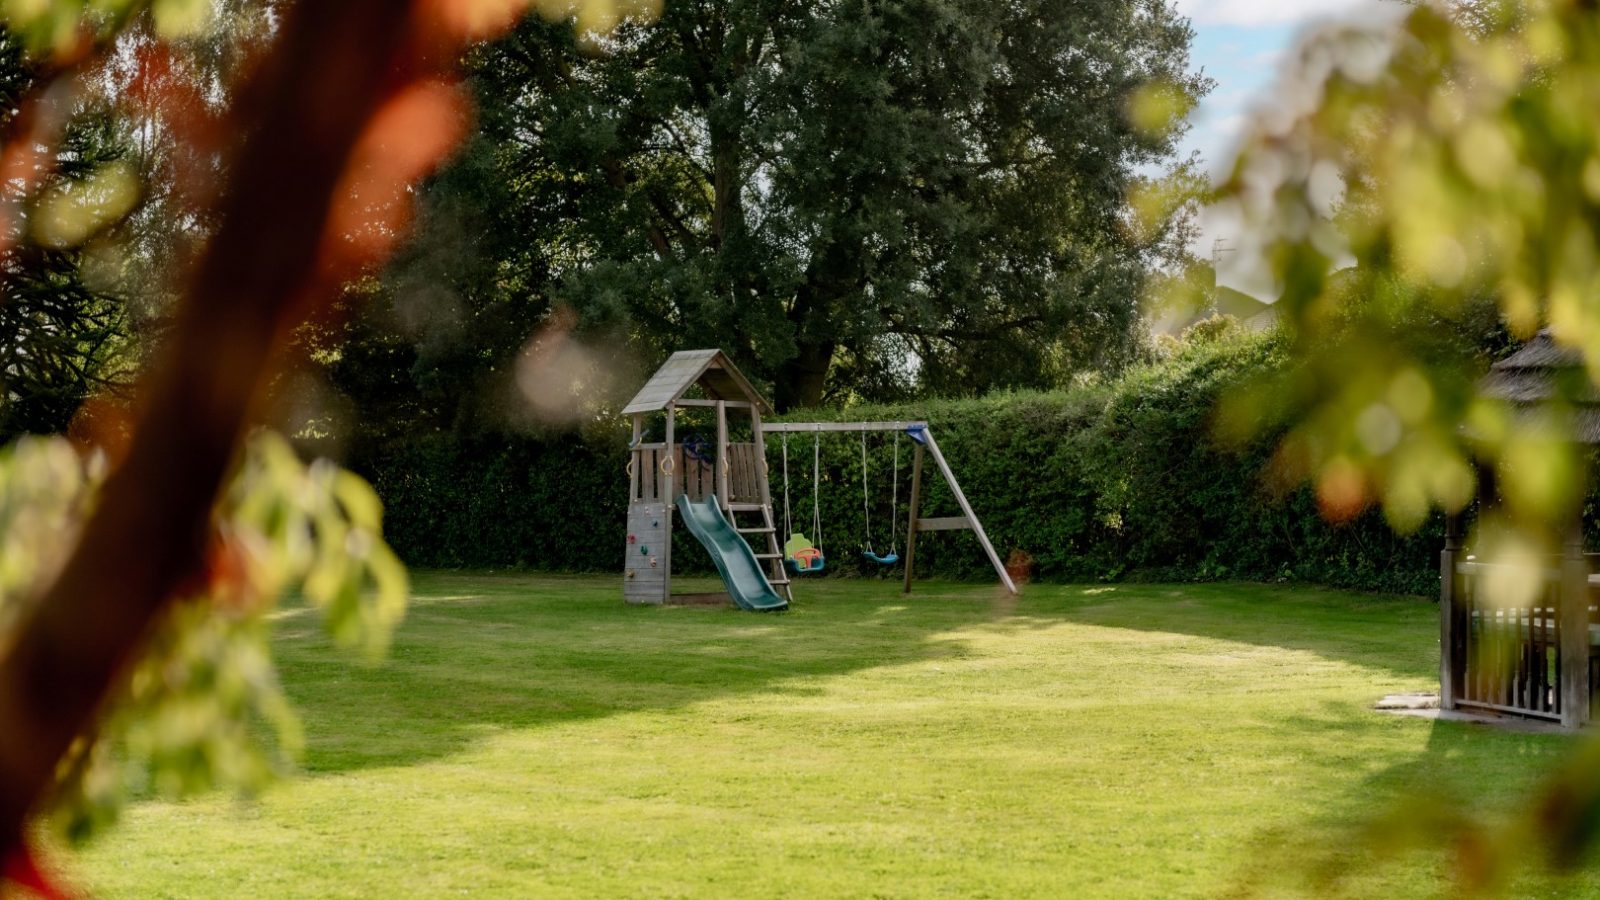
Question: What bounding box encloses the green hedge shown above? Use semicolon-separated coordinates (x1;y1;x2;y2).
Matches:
363;433;628;572
356;329;1445;595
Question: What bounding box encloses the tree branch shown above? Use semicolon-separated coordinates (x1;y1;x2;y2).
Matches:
0;0;420;853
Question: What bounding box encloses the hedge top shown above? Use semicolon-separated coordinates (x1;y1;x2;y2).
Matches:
622;349;772;416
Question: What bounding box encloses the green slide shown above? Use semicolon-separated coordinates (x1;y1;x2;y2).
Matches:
677;494;789;612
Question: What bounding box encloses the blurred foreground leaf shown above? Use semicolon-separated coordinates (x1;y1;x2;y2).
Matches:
1217;0;1600;889
0;432;408;843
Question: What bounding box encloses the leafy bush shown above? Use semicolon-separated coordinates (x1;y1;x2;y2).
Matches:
356;327;1447;595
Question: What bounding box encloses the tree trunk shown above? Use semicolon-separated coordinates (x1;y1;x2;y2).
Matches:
775;339;833;411
0;0;423;854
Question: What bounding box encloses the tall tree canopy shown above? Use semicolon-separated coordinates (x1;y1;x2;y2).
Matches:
370;0;1207;416
0;27;131;440
0;4;282;443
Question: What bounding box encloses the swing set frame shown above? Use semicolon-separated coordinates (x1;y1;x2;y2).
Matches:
762;421;1018;595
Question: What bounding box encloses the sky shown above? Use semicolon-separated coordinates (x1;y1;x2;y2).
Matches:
1170;0;1405;295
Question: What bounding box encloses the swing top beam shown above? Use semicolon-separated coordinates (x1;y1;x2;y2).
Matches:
759;421;928;433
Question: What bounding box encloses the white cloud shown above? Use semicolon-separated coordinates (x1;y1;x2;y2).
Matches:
1206;113;1249;142
1174;0;1374;28
1246;48;1285;68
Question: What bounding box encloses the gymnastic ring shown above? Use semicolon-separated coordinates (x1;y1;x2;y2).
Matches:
660;456;676;475
625;460;635;477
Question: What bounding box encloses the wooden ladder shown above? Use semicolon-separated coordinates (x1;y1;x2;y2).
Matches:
721;407;792;604
727;501;792;603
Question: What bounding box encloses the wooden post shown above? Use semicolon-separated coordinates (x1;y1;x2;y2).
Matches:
663;404;676;602
1439;511;1465;710
715;399;729;510
902;442;925;595
1560;517;1589;728
749;406;769;488
629;414;642;503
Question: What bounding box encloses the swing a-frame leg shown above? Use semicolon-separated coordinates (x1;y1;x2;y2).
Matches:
900;428;1016;595
903;443;923;594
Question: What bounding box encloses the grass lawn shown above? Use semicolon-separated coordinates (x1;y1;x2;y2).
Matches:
60;574;1600;897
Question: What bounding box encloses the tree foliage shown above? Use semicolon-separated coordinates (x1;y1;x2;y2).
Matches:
1216;0;1600;541
0;432;408;843
1209;0;1600;885
365;0;1208;419
0;27;131;440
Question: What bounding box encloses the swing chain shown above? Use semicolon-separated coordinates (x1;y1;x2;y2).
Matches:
781;431;793;539
861;427;873;554
890;430;899;554
813;426;822;551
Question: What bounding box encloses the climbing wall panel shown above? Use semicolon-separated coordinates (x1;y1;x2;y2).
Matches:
624;501;669;604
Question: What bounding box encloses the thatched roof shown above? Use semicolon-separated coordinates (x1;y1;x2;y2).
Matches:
1495;329;1584;370
1480;329;1600;442
1571;409;1600;444
622;349;772;415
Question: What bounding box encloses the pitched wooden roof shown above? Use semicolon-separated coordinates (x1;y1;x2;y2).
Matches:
622;349;772;415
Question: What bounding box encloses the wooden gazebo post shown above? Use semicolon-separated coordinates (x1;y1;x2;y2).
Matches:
1562;517;1590;728
1439;510;1466;711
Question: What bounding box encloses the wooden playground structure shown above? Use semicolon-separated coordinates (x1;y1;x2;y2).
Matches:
621;349;1015;607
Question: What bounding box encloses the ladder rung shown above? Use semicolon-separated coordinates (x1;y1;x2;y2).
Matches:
729;503;767;511
754;552;782;560
738;526;775;534
768;578;791;586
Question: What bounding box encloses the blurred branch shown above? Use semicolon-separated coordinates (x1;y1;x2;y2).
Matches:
0;0;418;855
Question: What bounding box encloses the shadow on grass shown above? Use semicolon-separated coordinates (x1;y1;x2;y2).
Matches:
275;572;1020;775
276;570;1600;894
276;574;1443;779
1218;707;1587;897
1013;584;1600;891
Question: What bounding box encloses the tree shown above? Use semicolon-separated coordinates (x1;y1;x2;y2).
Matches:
0;0;655;878
78;1;286;320
1212;0;1600;535
0;28;132;441
382;0;1207;414
0;3;282;444
0;0;428;865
